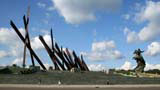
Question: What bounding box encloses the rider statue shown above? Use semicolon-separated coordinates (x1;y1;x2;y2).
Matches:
133;48;146;77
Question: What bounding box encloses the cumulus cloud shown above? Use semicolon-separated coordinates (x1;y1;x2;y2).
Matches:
145;63;160;71
119;61;132;70
0;27;51;62
92;40;116;51
81;40;123;61
88;64;107;71
0;51;10;59
12;57;23;65
125;1;160;43
0;28;25;57
51;0;123;24
145;42;160;56
137;1;160;41
31;34;52;50
0;28;25;44
117;61;160;71
124;27;139;43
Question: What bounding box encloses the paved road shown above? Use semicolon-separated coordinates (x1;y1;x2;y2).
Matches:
0;85;160;90
1;87;160;90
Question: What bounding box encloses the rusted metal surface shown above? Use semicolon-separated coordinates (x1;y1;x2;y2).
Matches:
54;43;72;70
81;55;89;71
23;7;35;68
10;21;46;70
23;15;35;67
39;31;89;71
39;35;60;70
66;48;74;66
10;8;89;71
50;29;54;51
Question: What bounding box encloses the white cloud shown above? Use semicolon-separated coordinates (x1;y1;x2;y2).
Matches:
11;57;23;65
0;28;25;57
0;28;24;44
125;1;160;43
145;63;160;71
145;42;160;56
88;64;107;71
124;27;139;43
37;2;46;8
92;40;115;51
0;51;9;59
82;40;123;61
51;0;123;24
119;61;132;70
117;61;160;71
0;28;51;60
31;34;52;50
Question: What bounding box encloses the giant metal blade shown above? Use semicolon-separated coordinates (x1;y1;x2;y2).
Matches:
58;46;71;70
61;47;73;67
53;43;71;70
71;51;78;68
10;21;46;70
22;15;28;68
72;51;84;70
50;29;54;51
81;55;89;71
55;42;61;53
22;16;27;68
63;50;73;67
22;37;27;68
39;35;64;70
66;48;74;64
27;6;30;24
23;15;35;66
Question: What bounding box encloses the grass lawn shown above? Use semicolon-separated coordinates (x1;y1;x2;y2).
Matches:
0;71;160;85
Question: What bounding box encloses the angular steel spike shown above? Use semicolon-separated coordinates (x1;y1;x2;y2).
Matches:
22;16;27;68
10;21;46;70
39;35;66;70
81;55;89;71
23;15;35;67
72;51;85;70
63;50;73;67
66;48;74;64
50;28;54;51
55;42;61;53
22;6;30;67
53;44;71;70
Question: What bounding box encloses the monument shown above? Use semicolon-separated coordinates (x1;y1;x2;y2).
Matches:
133;48;146;77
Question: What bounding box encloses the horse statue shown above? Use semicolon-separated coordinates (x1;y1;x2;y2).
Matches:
133;48;146;77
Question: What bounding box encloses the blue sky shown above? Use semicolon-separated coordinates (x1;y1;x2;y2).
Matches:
0;0;160;71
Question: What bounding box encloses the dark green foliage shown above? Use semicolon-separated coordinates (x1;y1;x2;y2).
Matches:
0;67;13;74
115;70;135;75
0;66;22;74
145;69;160;74
20;66;41;74
12;64;17;67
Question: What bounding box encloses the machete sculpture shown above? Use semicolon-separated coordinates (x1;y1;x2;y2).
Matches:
39;29;89;71
23;7;35;68
9;8;89;71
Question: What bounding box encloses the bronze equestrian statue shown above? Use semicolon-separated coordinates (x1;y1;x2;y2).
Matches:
133;48;146;77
